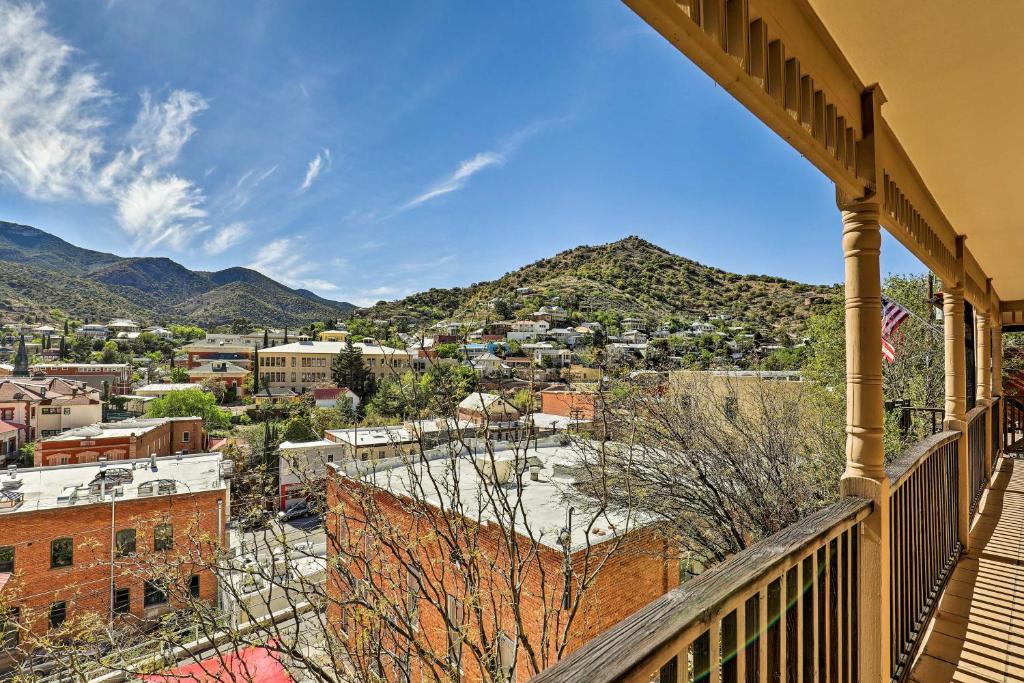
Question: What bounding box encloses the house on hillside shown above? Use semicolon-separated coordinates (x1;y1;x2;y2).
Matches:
187;361;250;396
313;387;359;411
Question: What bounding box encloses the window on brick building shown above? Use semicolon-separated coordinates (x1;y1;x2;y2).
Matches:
48;601;66;629
446;595;465;672
406;569;421;632
50;538;73;568
497;631;517;682
115;529;136;557
113;588;131;614
0;545;13;573
0;608;19;649
154;523;173;551
143;580;167;607
182;431;190;443
189;574;200;598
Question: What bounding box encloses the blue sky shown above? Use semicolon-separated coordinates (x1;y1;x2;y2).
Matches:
0;1;923;306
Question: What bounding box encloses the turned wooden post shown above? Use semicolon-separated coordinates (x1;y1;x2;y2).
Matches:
944;237;969;547
838;198;890;683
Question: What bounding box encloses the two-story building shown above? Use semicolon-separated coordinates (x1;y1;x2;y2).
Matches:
0;378;103;443
34;416;204;467
257;340;412;394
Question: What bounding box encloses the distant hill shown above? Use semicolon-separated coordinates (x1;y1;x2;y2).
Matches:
0;221;355;327
363;236;838;332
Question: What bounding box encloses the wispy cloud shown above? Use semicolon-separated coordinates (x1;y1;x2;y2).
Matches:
224;165;277;211
204;222;249;255
0;3;213;251
298;148;331;193
402;152;503;210
394;119;558;215
247;237;340;295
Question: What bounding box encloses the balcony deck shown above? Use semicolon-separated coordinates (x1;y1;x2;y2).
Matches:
912;455;1024;682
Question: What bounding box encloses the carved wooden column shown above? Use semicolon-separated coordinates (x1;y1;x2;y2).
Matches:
838;197;889;683
993;310;1003;456
977;303;993;477
944;237;969;546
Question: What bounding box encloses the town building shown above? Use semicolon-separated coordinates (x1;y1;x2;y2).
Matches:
277;439;350;511
311;387;359;410
319;330;350;342
532;304;568;323
257;340;412;394
507;320;550;341
324;425;420;462
106;319;140;335
77;324;109;340
250;386;300;406
135;383;207;399
0;453;231;640
325;440;678;682
29;363;133;395
539;388;598;421
34;416;204;467
179;340;255;370
186;361;249;396
0;377;103;443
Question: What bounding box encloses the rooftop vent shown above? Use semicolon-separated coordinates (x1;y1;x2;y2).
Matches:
56;486;78;505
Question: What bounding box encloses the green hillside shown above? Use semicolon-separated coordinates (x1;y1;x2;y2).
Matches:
364;236;838;331
0;221;355;326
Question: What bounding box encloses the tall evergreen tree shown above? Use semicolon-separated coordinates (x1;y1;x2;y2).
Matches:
63;320;69;336
263;328;269;348
252;344;260;393
283;327;289;344
332;337;372;397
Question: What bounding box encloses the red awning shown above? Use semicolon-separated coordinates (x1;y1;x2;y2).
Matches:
140;645;290;683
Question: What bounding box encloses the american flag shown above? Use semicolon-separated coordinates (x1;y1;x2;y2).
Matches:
881;296;912;362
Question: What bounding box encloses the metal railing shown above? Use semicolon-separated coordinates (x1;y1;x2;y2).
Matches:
530;498;871;683
885;430;961;681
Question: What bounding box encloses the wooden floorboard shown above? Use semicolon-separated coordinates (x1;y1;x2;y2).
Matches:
911;456;1024;682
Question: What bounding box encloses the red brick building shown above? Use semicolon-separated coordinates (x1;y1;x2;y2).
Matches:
539;388;597;420
326;442;677;682
34;416;205;467
0;453;231;644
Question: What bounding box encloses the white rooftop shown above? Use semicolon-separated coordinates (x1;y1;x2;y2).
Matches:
39;416;199;442
137;383;205;393
263;340;410;356
325;425;417;447
337;441;641;552
0;453;228;515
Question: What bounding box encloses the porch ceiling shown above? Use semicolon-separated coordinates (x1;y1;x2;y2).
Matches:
807;0;1024;302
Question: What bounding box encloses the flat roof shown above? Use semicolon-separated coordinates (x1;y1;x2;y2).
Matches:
39;417;199;443
262;341;410;356
336;441;641;552
137;383;205;393
0;452;227;515
325;425;416;447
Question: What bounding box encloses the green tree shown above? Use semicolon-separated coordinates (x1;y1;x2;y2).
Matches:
147;389;231;431
433;343;461;360
168;367;190;383
100;341;121;364
332;337;373;398
170;325;205;341
282;415;317;442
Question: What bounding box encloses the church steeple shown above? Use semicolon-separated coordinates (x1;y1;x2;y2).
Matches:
13;334;29;377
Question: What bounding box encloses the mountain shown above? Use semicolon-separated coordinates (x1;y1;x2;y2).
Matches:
0;221;355;327
363;236;839;331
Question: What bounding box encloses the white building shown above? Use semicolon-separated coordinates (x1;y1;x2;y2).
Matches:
507;320;551;342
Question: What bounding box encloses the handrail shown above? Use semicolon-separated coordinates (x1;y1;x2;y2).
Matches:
530;496;872;683
886;430;959;492
966;404;987;426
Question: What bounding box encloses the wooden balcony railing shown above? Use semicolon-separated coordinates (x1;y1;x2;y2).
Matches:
1005;394;1024;452
530;400;1006;683
530;497;871;683
966;406;988;519
885;430;961;680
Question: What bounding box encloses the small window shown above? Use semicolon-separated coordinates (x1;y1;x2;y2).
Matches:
181;431;190;443
113;588;131;614
446;595;465;671
48;601;67;629
115;529;136;557
189;574;200;598
154;523;173;551
63;408;71;415
0;608;19;649
50;538;73;568
0;545;13;573
143;580;167;607
497;631;517;682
